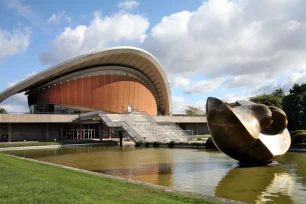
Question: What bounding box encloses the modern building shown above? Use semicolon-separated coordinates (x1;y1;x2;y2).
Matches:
0;47;209;142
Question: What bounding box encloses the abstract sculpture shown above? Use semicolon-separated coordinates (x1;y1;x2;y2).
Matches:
206;97;291;164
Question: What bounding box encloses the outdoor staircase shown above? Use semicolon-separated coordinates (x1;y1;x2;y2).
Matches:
79;111;190;143
79;111;143;143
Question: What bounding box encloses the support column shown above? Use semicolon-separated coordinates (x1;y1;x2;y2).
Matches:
45;123;49;141
99;123;102;141
119;131;123;147
108;127;112;139
8;123;11;142
79;123;82;139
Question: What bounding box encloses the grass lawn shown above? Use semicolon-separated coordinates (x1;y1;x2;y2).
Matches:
0;154;218;204
0;140;114;148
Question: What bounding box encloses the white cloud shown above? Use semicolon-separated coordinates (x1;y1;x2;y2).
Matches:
118;0;139;11
5;0;31;17
0;27;31;61
0;72;37;113
226;73;275;89
184;77;226;94
47;11;72;24
195;101;206;110
170;76;190;88
172;96;207;114
40;12;149;65
7;71;37;87
172;96;186;113
0;92;28;113
143;0;306;91
36;0;306;110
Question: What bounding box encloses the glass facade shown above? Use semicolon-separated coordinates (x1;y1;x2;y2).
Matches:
30;104;81;114
57;123;119;140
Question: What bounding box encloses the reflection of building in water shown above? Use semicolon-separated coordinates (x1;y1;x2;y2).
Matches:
20;147;174;187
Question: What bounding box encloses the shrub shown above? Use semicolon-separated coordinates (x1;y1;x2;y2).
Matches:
292;132;306;144
153;141;160;147
168;141;175;148
290;130;306;135
205;138;217;149
135;141;142;147
145;142;150;147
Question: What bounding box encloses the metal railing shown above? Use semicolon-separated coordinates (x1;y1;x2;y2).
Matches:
79;111;143;143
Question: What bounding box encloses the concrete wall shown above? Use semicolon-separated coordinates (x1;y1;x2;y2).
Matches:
0;123;60;142
154;116;207;123
49;123;59;141
178;123;210;135
0;123;8;142
28;75;158;115
0;114;78;123
11;123;45;141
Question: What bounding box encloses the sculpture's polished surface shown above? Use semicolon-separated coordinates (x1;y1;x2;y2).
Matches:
206;97;291;164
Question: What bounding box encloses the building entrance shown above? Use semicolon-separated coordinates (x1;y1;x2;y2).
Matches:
82;129;96;139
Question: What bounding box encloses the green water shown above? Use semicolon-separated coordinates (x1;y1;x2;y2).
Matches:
4;146;306;203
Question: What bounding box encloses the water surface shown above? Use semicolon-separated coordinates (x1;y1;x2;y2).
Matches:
5;146;306;203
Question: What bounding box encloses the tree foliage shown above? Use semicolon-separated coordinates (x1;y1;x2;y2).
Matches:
185;105;205;116
249;89;284;108
0;107;7;114
249;94;282;108
283;83;306;131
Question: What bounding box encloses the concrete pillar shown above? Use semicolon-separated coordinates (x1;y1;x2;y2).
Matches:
99;123;102;141
108;127;112;139
8;123;11;142
119;131;123;147
79;123;82;139
196;123;199;135
45;123;49;141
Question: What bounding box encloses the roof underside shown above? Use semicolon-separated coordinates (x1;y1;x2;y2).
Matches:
0;47;172;115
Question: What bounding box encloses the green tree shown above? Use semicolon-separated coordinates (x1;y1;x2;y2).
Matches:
185;105;205;116
249;94;283;108
0;107;7;114
272;88;285;97
283;83;306;131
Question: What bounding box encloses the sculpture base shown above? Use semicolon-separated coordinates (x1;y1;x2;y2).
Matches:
238;161;279;167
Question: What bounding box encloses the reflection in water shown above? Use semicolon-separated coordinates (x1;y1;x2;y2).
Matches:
215;167;294;203
4;147;306;203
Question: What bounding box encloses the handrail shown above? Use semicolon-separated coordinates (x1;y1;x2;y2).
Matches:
80;111;143;142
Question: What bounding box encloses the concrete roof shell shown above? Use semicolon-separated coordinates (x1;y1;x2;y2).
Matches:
0;47;172;115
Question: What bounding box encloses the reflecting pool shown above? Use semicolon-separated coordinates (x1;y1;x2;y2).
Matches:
4;146;306;203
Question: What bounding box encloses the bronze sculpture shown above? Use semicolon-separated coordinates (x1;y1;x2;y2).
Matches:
206;97;291;164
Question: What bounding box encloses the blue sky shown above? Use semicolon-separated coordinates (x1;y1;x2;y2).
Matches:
1;0;306;113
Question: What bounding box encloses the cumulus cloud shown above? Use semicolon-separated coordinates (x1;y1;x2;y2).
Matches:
0;27;31;61
0;72;37;113
5;0;31;17
143;0;306;91
184;77;226;94
0;92;28;113
118;0;139;11
36;0;306;110
170;76;190;88
40;12;149;65
6;71;37;87
47;11;72;24
172;96;186;113
171;96;207;114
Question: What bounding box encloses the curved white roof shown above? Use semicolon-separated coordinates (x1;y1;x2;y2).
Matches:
0;46;172;115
